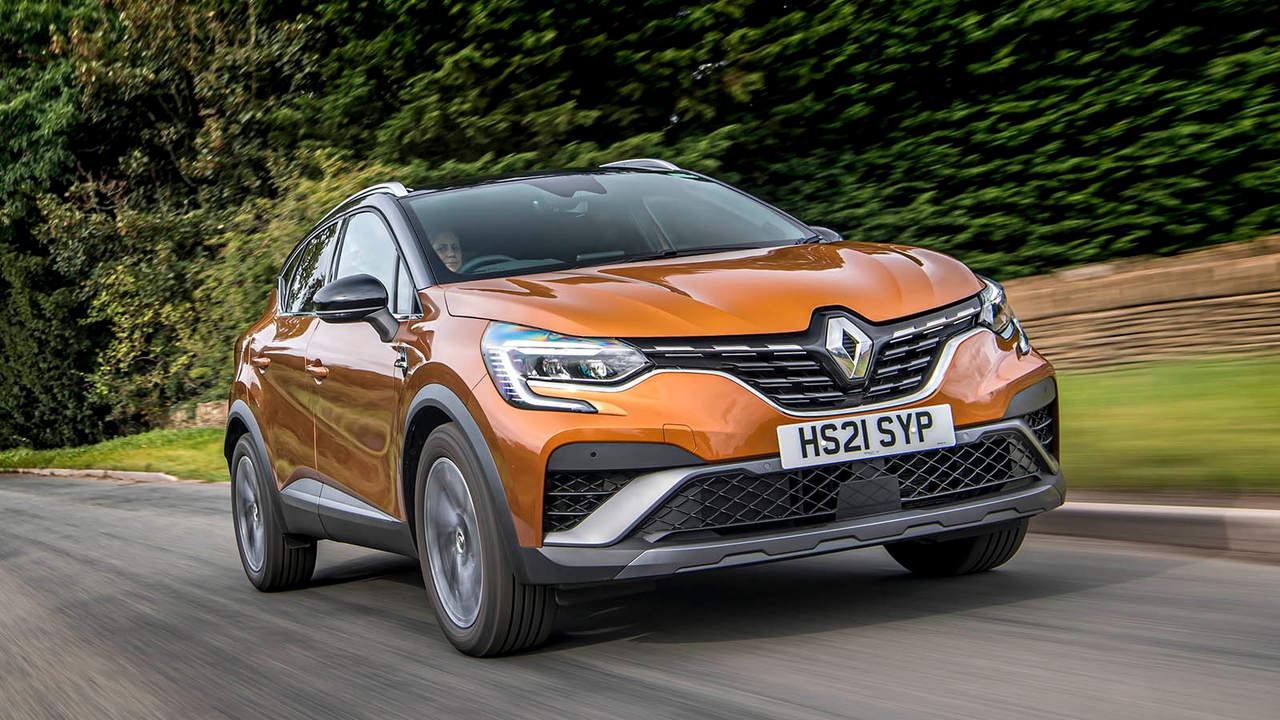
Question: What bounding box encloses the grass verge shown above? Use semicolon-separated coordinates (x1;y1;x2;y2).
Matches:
0;357;1276;491
0;427;226;482
1059;356;1280;492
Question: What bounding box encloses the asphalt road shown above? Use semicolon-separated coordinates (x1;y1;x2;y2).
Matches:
2;475;1277;720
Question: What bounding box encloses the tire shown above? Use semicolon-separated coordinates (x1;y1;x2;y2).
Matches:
885;519;1029;578
230;435;317;591
414;423;556;657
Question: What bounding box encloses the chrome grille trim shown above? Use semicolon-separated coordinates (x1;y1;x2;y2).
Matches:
629;300;982;412
890;304;980;339
529;326;989;418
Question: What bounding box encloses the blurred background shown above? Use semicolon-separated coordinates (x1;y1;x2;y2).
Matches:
1;0;1277;492
3;4;1279;718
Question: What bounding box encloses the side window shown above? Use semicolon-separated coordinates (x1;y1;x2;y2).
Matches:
280;223;339;313
335;212;418;315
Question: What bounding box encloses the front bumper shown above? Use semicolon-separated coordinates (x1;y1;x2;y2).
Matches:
543;471;1063;582
516;409;1064;585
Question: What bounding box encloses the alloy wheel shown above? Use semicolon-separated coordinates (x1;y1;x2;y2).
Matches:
234;456;265;573
424;457;483;628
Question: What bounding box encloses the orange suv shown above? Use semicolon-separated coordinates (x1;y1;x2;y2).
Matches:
226;159;1063;656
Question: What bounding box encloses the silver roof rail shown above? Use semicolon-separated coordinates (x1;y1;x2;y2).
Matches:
314;182;411;229
601;158;681;171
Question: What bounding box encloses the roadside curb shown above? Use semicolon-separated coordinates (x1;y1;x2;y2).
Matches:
5;467;191;484
1032;501;1280;556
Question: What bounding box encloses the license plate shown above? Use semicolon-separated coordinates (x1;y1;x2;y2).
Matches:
776;404;956;470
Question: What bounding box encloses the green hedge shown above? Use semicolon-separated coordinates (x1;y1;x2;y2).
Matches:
2;0;1279;445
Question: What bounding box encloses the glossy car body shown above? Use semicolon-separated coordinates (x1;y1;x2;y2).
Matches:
226;160;1063;637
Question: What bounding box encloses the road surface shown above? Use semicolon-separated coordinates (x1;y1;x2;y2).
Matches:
1;475;1277;719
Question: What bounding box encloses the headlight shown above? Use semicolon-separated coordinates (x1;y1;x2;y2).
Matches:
978;277;1031;354
481;322;651;412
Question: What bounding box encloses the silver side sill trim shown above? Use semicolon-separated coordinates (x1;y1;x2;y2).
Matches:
314;486;402;524
281;479;401;525
528;326;990;418
542;416;1057;548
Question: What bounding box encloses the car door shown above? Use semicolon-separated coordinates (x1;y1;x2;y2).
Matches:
251;222;339;488
308;210;418;518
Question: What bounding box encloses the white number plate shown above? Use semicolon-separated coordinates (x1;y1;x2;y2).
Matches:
776;404;957;470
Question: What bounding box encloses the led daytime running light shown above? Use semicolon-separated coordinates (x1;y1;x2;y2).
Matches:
481;323;651;412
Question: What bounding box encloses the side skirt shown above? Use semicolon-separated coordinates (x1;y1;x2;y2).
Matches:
280;479;417;558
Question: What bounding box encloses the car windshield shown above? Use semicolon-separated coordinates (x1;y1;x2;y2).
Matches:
403;170;813;281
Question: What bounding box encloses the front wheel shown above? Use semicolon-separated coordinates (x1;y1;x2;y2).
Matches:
885;519;1029;577
415;424;556;657
230;436;316;591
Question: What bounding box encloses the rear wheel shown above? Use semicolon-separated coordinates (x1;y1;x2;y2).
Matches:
231;436;316;591
415;424;556;657
885;519;1029;577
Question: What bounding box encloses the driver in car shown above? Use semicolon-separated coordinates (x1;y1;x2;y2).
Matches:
431;231;464;272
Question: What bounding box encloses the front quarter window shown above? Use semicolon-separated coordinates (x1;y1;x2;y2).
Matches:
334;211;418;316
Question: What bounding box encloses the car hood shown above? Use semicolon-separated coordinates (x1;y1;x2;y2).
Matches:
442;242;984;338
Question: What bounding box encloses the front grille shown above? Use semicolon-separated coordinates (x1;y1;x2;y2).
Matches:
543;471;638;533
639;431;1044;539
633;301;979;412
864;313;978;403
639;343;847;410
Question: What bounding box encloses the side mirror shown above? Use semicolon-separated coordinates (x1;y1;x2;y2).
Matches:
314;274;398;342
809;226;843;243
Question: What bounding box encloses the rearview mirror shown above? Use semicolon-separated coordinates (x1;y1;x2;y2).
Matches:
314;274;397;342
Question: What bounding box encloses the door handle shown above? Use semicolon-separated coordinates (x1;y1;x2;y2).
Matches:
250;356;271;369
306;361;329;379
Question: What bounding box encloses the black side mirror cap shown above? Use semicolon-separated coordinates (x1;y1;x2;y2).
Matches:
314;274;398;342
809;226;843;243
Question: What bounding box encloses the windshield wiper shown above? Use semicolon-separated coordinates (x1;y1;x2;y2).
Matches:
614;243;789;264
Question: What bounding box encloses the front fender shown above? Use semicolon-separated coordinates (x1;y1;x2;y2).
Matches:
403;384;558;585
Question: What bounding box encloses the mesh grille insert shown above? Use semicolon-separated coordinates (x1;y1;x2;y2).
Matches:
1023;406;1055;453
640;431;1044;539
543;471;638;533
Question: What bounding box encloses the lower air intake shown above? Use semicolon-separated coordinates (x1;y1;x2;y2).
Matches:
640;431;1044;539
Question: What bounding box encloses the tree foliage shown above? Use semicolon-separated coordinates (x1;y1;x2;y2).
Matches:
2;0;1279;446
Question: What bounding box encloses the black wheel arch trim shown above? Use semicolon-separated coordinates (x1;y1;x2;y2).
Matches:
225;399;297;533
226;399;272;480
403;384;555;585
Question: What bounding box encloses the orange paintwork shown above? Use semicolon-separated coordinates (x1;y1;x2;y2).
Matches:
309;320;404;514
231;241;1051;551
237;296;321;488
443;243;984;336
